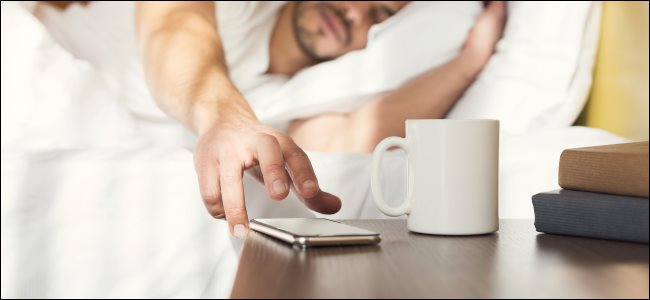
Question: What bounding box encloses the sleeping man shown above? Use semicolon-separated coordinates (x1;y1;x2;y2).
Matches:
135;1;506;237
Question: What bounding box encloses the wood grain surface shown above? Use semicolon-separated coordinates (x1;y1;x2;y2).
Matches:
231;219;649;298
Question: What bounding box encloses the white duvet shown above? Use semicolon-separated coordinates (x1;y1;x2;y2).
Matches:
1;2;626;298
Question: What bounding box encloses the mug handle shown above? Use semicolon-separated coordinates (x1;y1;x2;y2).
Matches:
371;136;412;217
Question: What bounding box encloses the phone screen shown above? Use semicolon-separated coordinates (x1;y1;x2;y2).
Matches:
251;218;378;237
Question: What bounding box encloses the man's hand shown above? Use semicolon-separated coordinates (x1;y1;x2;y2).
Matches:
194;108;341;238
135;2;340;239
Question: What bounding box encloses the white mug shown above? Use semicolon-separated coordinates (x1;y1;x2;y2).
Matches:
371;119;499;235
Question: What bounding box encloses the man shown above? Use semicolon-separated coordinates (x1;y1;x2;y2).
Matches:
288;2;506;153
135;1;505;238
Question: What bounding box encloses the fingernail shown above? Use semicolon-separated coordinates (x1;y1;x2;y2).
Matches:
302;180;318;192
233;224;248;239
272;179;286;195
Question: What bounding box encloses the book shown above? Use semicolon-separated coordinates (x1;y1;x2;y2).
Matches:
558;141;649;198
533;189;649;243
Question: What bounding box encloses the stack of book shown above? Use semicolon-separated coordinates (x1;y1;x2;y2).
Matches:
533;142;649;243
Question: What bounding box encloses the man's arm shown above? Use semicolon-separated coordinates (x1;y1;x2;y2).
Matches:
135;2;341;237
136;2;244;133
289;2;507;153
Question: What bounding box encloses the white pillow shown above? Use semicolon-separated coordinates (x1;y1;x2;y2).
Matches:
249;1;482;127
1;2;136;149
447;2;601;134
251;2;600;135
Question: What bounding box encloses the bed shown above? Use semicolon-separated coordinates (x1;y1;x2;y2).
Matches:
1;2;644;298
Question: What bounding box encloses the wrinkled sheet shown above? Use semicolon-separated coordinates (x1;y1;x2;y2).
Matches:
1;2;627;298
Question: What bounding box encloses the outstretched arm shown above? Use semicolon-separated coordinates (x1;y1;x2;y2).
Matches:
136;2;341;237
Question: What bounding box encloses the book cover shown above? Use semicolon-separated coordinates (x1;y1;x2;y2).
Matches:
533;189;649;243
558;141;648;198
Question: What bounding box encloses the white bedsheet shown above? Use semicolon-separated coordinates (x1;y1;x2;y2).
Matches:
1;2;628;298
0;128;627;298
1;149;241;298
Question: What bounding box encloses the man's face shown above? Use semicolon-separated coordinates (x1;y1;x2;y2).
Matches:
293;1;409;62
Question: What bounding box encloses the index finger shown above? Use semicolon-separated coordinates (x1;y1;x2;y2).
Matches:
219;150;249;239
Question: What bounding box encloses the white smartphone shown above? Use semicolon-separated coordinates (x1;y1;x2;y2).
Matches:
249;218;381;247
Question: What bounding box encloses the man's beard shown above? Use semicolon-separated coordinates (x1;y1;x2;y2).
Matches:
292;2;351;63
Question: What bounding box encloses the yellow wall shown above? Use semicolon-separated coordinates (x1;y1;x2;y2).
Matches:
578;1;649;139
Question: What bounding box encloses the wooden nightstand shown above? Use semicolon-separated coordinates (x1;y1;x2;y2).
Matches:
231;219;649;298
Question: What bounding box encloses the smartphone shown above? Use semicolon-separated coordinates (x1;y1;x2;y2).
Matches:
249;218;381;247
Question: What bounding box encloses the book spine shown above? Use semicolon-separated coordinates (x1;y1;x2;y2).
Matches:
558;150;649;198
533;191;649;243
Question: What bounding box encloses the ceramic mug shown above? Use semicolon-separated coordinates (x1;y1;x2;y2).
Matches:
371;119;499;235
